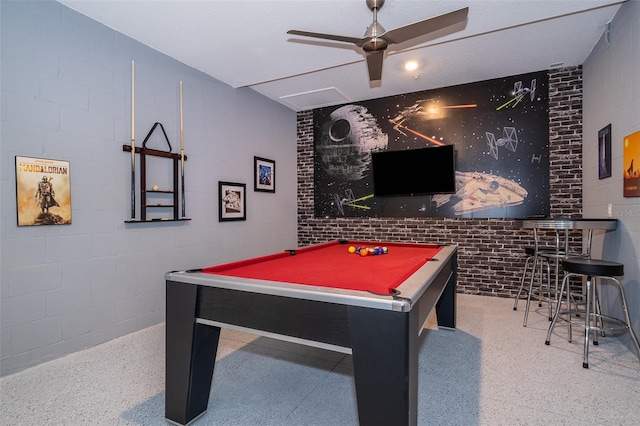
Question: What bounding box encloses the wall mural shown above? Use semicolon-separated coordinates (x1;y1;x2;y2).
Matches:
313;70;550;218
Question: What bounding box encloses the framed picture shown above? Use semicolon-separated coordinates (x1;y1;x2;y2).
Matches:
598;124;612;179
219;181;246;221
15;156;72;226
623;129;640;197
254;156;275;193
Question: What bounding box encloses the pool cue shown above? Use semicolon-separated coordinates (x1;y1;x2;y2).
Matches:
179;81;185;218
130;60;136;219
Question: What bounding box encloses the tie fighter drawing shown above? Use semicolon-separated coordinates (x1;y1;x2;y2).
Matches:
333;189;373;215
496;79;537;110
486;127;518;160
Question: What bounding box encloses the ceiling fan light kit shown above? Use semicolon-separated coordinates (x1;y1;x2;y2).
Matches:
404;60;419;71
287;0;468;83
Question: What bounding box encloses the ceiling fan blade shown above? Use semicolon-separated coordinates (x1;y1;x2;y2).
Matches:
287;30;365;46
382;7;469;45
366;51;384;82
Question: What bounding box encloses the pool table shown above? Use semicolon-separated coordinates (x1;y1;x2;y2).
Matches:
165;240;457;425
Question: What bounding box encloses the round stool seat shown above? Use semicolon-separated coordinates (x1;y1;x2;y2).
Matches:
561;258;624;277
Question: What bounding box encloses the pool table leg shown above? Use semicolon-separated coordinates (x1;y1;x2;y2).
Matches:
348;306;419;426
166;280;220;425
435;262;457;328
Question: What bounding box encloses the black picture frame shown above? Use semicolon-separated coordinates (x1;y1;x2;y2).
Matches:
218;181;246;221
254;156;275;193
598;124;612;179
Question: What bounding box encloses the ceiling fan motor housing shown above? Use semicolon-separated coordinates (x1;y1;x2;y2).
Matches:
366;0;385;11
363;0;387;52
363;37;388;52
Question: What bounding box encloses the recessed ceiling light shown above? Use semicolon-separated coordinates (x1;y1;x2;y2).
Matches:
404;61;419;72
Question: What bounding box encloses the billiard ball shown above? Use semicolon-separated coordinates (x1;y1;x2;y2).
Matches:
152;185;159;191
360;248;368;256
348;246;356;254
382;247;388;254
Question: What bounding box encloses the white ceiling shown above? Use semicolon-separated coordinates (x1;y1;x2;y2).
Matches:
57;0;625;111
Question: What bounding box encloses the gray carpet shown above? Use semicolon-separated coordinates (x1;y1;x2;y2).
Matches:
1;294;639;425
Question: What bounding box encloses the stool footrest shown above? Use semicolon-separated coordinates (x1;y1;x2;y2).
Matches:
554;311;631;334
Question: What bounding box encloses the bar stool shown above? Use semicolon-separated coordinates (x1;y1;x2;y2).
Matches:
545;258;640;368
514;222;585;327
513;246;553;326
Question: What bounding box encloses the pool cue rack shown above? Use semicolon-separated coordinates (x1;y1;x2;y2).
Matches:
123;122;190;223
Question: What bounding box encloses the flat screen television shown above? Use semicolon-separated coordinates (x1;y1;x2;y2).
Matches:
371;145;456;196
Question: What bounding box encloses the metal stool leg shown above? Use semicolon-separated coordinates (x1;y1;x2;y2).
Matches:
543;259;552;320
513;255;533;311
523;254;538;326
523;254;551;327
583;275;594;368
545;273;573;345
584;276;640;368
612;277;640;361
593;280;601;345
567;275;577;343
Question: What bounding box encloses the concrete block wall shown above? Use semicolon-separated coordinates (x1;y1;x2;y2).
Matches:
1;1;298;376
298;67;584;297
582;0;640;352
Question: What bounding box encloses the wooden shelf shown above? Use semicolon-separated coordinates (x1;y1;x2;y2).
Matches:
123;137;187;222
125;218;191;224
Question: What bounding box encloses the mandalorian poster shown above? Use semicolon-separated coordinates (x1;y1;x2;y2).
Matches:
15;156;72;226
313;70;550;219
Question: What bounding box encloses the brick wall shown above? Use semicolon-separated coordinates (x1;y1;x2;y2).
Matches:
297;67;583;297
548;68;584;218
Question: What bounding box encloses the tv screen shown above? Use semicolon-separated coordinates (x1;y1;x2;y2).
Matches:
371;145;456;196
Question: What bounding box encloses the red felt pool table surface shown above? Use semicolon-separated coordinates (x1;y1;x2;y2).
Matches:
201;240;444;295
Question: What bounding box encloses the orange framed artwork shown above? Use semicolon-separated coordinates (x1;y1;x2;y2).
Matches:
623;130;640;197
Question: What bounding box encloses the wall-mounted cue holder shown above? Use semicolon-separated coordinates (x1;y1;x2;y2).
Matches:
123;122;190;223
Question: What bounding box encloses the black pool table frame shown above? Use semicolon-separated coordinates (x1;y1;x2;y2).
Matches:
165;244;457;425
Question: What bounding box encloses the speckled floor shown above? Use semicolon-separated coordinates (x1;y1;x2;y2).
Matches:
1;293;639;425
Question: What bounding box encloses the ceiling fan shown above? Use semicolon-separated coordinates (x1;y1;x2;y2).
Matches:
287;0;469;83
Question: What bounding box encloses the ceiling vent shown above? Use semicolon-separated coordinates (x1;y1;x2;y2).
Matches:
279;87;349;111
